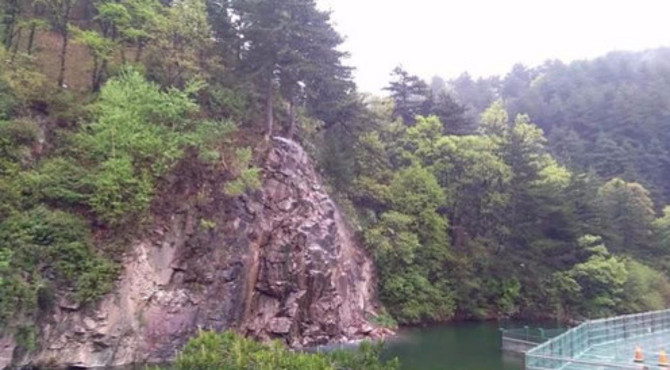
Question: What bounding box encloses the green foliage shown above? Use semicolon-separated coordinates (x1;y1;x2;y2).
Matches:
653;206;670;249
87;156;154;225
499;49;670;202
72;69;237;225
22;157;90;207
224;148;262;196
389;165;444;215
145;0;212;87
70;25;115;61
175;331;398;370
0;41;250;344
199;218;216;231
14;324;37;352
369;308;398;329
385;66;430;125
76;69;197;169
340;98;667;323
597;178;655;253
552;236;628;317
619;259;670;313
328;341;400;370
0;207;116;325
569;236;627;316
4;0;670;355
0;47;50;115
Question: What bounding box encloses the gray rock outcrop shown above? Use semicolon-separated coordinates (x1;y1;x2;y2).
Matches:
8;137;380;368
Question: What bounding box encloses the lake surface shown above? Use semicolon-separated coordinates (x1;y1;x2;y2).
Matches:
381;321;524;370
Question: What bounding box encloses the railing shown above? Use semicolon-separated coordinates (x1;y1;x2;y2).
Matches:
504;327;568;343
526;309;670;369
502;327;567;353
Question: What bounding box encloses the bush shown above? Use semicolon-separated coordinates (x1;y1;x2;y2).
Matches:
619;259;670;313
175;330;399;370
21;157;90;207
0;207;116;327
87;156;154;225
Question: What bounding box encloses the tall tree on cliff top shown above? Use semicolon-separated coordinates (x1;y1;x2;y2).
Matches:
232;0;351;140
385;66;430;125
206;0;240;64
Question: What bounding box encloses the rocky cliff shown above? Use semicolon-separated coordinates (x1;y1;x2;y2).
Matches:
6;138;380;368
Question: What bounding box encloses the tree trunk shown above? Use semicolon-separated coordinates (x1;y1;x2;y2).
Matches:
265;79;274;141
92;59;108;92
287;96;296;140
57;0;73;88
3;0;18;49
57;29;69;87
91;56;100;91
27;1;43;56
11;28;21;61
27;25;36;55
135;43;144;62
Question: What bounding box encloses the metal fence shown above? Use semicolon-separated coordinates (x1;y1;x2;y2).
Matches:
526;309;670;369
502;327;567;353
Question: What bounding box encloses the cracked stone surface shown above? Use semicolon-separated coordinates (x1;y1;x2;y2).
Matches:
9;137;382;368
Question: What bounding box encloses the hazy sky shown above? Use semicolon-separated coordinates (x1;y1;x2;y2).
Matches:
316;0;670;94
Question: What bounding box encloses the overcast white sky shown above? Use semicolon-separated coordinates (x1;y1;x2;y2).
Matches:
316;0;670;94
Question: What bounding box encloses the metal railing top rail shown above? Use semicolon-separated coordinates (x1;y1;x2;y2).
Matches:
502;327;568;343
587;309;670;325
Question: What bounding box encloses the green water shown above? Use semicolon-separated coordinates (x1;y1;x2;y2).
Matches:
381;322;524;370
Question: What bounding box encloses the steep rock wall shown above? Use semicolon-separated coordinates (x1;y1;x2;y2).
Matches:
8;138;380;368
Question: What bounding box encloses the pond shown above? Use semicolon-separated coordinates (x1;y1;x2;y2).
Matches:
381;321;524;370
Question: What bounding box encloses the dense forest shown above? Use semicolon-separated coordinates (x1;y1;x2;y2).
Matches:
1;0;670;365
324;52;670;324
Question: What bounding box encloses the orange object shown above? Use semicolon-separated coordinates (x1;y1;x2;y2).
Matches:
660;350;669;367
635;345;644;363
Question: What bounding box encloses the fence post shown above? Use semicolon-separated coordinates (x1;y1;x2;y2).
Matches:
525;326;529;341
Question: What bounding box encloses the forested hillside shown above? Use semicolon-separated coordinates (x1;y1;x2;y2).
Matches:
0;0;362;360
1;0;670;365
433;49;670;203
321;54;670;323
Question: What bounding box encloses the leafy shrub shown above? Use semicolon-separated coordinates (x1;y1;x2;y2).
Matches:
369;308;399;329
0;207;116;326
87;156;154;225
224;148;262;196
21;157;90;207
175;330;399;370
619;259;670;313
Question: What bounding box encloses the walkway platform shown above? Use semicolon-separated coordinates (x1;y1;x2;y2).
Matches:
526;309;670;369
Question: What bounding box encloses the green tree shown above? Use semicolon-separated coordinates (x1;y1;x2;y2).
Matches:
146;0;212;87
553;235;628;317
597;178;655;253
385;66;430;125
232;0;351;139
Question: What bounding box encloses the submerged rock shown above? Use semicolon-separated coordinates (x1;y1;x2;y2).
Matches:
12;137;380;368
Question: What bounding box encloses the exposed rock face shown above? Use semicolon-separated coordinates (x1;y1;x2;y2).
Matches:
9;138;378;368
244;138;375;347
